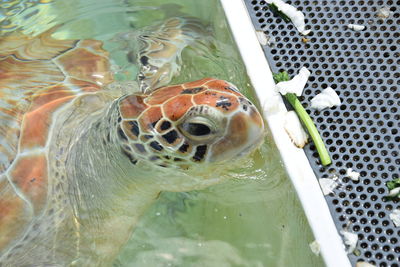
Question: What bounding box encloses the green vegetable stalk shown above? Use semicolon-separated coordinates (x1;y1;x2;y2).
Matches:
384;178;400;201
268;3;291;23
273;71;332;166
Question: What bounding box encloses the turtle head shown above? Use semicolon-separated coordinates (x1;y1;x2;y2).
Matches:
117;78;264;169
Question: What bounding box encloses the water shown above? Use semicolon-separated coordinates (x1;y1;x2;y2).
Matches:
1;0;324;266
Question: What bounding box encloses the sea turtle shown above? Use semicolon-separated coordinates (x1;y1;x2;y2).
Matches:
0;17;264;266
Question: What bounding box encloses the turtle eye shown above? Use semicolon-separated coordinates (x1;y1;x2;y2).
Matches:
181;122;211;136
178;117;216;141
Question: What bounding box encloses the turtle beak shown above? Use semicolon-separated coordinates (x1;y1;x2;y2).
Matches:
208;105;264;162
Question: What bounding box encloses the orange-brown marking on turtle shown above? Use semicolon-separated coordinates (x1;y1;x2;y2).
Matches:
30;84;75;110
121;120;139;141
182;77;215;88
179;87;206;95
146;41;164;53
147;43;179;60
0;56;64;90
10;154;47;214
204;79;243;97
0;107;20;117
145;85;185;105
79;39;106;53
164;17;181;28
163;94;193;121
55;45;112;85
155;119;172;134
138;106;163;133
0;27;76;60
68;78;103;92
249;106;264;127
119;95;148;119
211;113;248;159
0;179;31;251
0;27;114;177
162;27;181;38
20;96;75;150
193;90;239;113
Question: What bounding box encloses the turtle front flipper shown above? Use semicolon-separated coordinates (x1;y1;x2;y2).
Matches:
133;17;210;93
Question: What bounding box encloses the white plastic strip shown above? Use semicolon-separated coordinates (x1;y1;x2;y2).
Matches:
219;1;351;266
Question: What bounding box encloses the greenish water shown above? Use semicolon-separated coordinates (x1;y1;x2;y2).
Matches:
1;0;324;266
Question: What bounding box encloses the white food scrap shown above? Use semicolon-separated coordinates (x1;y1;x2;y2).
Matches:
276;66;310;96
347;24;366;31
388;187;400;198
266;0;311;35
340;229;358;254
318;178;338;195
263;90;282;113
346;168;360;182
284;111;308;148
356;262;376;267
255;30;268;46
377;6;392;19
309;240;320;256
255;30;273;46
389;209;400;227
310;87;341;111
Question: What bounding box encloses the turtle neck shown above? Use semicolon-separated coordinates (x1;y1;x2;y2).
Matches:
57;93;161;266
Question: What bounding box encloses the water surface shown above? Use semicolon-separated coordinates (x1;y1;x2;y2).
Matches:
1;0;324;266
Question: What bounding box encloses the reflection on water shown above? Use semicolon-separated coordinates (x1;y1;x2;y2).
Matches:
0;0;323;266
0;0;53;34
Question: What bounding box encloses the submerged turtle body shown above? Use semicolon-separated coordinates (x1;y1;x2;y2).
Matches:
0;18;264;266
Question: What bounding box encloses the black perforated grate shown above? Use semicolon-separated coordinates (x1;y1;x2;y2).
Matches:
244;0;400;266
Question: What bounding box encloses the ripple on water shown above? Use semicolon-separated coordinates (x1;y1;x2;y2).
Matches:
1;0;322;266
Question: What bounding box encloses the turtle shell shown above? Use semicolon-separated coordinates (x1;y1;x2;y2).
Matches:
0;28;113;251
